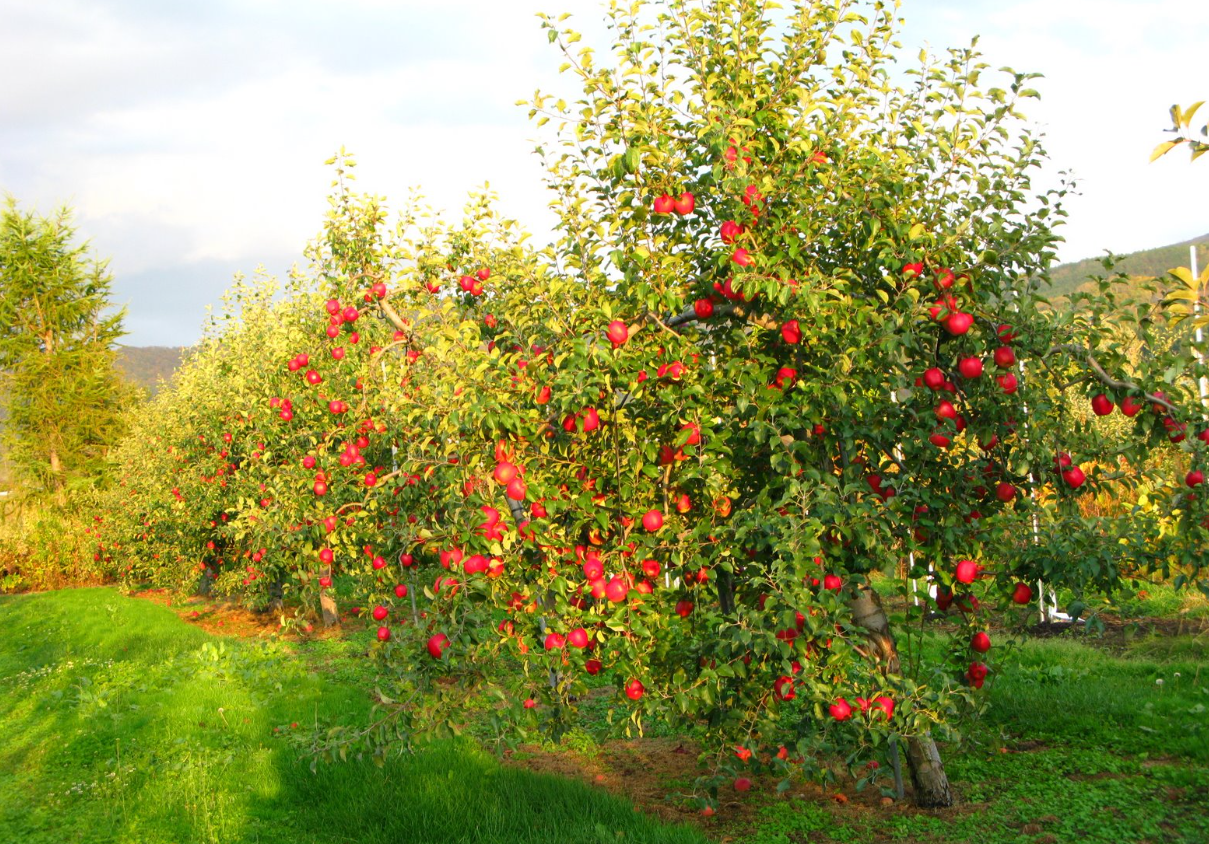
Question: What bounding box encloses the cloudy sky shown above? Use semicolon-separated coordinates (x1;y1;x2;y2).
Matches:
2;0;1205;346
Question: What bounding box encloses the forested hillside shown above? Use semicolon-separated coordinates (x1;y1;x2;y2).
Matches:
1046;233;1208;300
116;346;184;395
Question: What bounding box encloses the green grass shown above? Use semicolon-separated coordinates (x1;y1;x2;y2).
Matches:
5;588;1209;844
0;588;707;844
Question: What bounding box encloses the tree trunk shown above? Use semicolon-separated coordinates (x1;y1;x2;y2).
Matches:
849;585;953;808
320;566;339;627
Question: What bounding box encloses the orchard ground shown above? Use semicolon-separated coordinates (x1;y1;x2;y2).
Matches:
2;585;1206;844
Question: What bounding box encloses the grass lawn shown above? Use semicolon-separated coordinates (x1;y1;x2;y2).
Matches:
2;587;1207;843
0;588;706;844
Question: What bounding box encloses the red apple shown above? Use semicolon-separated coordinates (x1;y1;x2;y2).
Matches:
427;633;450;659
693;298;715;319
971;631;991;653
781;320;802;344
993;346;1016;368
674;191;695;215
995;482;1016;502
625;678;645;700
955;559;979;584
568;627;589;648
606;320;629;347
642;510;664;532
1062;466;1086;489
944;311;973;335
372;605;388;621
828;698;852;721
1091;393;1114;417
1187;470;1205;488
376;626;391;642
731;247;753;267
1121;396;1143;417
734;777;752;792
958;356;983;379
653;194;674;214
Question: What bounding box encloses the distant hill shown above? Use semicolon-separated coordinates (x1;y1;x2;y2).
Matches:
1046;233;1209;301
116;346;185;396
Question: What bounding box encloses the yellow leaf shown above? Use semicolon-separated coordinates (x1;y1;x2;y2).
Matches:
908;223;927;240
1150;140;1178;162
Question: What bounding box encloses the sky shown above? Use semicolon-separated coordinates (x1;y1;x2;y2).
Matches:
1;0;1206;347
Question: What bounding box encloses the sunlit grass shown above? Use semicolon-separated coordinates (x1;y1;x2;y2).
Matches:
0;588;706;844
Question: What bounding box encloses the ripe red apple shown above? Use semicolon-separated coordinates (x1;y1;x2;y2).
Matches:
543;632;565;651
1187;470;1205;488
494;461;518;485
971;631;991;653
773;676;795;701
823;574;842;592
958;356;983;379
653;194;674;214
1062;465;1086;489
1091;393;1114;417
642;510;664;532
781;320;802;344
993;346;1016;368
828;698;852;721
995;482;1016;502
625;678;644;700
675;600;694;618
902;262;924;277
674;191;695;215
720;220;744;243
693;298;714;319
376;626;391;642
1121;396;1143;417
1011;583;1032;604
872;696;894;720
606;320;629;347
944;311;973;335
929;433;951;448
605;576;630;603
394;584;408;598
641;559;660;578
997;373;1018;394
923;367;945;391
319;575;333;588
734;777;752;792
427;633;449;659
568;627;589;648
731;247;753;267
585;659;602;675
935;400;957;421
372;605;388;621
955;559;979;584
506;477;527;500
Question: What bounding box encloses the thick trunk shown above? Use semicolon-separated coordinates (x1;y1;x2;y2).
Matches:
848;586;953;808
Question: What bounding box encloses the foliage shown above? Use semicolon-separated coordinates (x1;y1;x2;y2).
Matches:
91;0;1209;811
0;497;108;592
1152;101;1208;163
0;198;134;496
